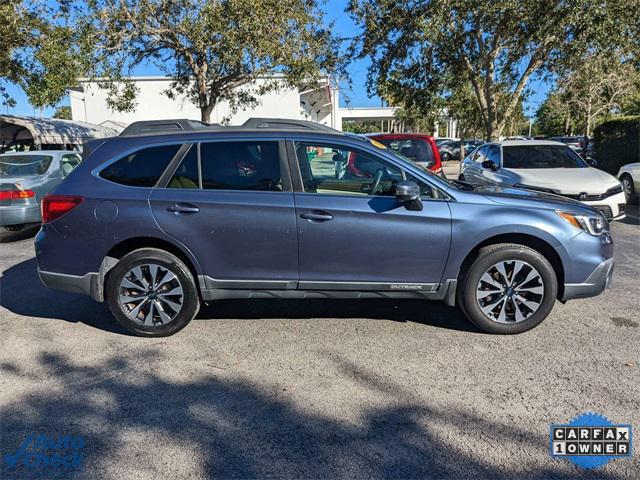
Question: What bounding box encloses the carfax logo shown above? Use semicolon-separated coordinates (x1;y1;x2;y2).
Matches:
550;412;632;469
2;433;85;472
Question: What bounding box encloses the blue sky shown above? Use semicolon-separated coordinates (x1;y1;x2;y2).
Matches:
4;0;549;118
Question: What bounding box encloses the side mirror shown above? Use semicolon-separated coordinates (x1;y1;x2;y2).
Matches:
395;180;420;202
395;180;423;211
482;160;499;171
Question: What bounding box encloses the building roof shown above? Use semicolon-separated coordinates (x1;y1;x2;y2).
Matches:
0;115;117;146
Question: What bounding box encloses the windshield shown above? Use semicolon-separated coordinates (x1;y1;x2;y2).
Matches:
503;145;588;169
376;138;435;166
382;144;474;190
0;155;53;176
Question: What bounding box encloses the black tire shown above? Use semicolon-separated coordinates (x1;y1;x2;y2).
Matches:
105;248;200;337
457;243;557;334
620;174;638;204
441;152;451;161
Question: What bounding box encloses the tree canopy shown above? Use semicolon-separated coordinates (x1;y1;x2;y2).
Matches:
88;0;343;122
535;53;640;136
0;1;88;111
349;0;640;140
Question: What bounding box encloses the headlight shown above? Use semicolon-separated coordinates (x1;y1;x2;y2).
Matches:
606;184;623;195
557;211;607;236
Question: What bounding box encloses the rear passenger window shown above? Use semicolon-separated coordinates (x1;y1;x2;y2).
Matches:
200;141;282;191
100;144;180;187
168;145;199;189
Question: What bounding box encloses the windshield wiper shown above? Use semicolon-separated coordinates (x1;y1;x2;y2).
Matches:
448;179;475;190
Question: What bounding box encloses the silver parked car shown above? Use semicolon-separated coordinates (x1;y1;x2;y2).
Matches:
0;150;81;234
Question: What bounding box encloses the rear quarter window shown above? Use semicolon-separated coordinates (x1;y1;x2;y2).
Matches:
100;144;181;187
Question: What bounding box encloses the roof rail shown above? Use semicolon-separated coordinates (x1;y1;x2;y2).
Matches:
119;119;215;136
117;117;341;137
241;118;340;133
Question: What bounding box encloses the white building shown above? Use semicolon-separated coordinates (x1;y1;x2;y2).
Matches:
69;76;344;131
68;75;455;136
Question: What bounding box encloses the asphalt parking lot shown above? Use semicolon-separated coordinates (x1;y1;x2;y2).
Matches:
1;211;639;479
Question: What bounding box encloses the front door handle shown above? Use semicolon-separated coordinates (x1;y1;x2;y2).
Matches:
167;203;199;214
300;211;333;222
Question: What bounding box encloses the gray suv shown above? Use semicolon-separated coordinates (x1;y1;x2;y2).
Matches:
35;119;614;336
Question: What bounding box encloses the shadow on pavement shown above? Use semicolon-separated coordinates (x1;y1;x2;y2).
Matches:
0;224;40;243
0;350;617;480
1;258;477;334
618;204;639;225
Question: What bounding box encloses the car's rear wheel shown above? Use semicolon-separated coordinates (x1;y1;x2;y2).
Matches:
105;248;199;337
458;244;557;334
620;174;637;204
441;152;451;161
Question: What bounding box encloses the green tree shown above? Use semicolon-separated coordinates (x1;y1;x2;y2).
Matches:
0;1;89;111
534;93;575;137
349;0;639;140
89;0;343;123
559;53;639;136
53;106;73;120
342;120;383;134
535;53;640;136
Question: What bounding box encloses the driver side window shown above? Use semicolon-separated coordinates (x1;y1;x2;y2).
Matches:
473;146;488;163
486;145;501;166
294;142;405;197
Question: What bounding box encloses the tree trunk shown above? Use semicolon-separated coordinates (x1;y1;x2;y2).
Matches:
200;104;214;123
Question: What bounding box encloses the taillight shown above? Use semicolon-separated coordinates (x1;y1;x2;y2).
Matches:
41;195;84;223
0;189;35;200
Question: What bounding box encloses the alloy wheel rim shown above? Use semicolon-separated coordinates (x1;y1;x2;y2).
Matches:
118;263;184;326
475;260;544;324
622;178;632;198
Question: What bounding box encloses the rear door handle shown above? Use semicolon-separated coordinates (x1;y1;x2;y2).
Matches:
167;203;199;214
300;211;333;222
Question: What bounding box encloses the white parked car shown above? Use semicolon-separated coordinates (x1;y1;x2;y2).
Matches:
617;162;639;204
459;140;626;221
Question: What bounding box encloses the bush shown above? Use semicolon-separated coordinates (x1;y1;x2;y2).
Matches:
593;116;640;174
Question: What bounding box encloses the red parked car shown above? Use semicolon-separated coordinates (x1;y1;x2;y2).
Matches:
367;133;443;176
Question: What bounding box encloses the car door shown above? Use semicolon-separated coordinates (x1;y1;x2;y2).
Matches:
478;144;506;186
465;145;487;185
150;140;298;289
290;140;451;289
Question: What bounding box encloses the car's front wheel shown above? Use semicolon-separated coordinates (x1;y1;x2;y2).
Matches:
105;248;200;337
620;173;637;204
441;152;451;161
458;244;557;334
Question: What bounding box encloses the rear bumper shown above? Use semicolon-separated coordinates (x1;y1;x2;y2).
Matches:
561;257;614;301
38;269;102;302
0;205;40;226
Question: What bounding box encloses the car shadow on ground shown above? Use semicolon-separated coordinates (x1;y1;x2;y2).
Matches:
619;204;639;225
0;350;617;480
0;224;40;243
1;258;478;335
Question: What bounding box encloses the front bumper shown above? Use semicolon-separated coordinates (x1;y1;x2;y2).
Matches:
582;192;627;221
561;257;614;301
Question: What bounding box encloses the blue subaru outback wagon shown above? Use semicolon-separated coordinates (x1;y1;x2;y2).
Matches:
35;118;614;336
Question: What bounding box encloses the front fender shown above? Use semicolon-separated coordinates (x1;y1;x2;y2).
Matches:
442;202;577;282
